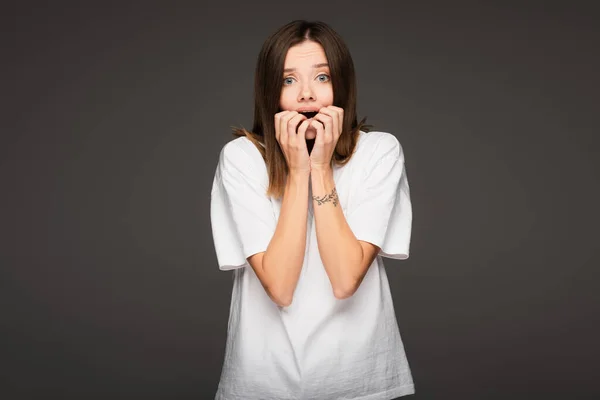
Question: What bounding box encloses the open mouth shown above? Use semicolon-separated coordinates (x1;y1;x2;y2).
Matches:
299;111;318;119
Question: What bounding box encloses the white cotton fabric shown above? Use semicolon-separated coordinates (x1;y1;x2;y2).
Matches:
210;130;414;400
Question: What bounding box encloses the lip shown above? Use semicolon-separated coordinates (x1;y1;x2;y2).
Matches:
297;109;319;119
296;107;320;112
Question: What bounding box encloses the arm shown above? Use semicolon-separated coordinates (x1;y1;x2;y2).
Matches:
310;166;380;299
247;111;313;307
248;170;310;307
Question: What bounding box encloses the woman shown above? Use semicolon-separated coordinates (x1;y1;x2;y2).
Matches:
210;20;415;400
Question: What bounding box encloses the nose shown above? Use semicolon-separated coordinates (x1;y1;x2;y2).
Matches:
298;83;315;102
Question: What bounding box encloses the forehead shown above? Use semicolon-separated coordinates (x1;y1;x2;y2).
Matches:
284;41;328;66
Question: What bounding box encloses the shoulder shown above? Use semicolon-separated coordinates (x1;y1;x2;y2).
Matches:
219;136;265;172
356;130;405;164
217;136;269;189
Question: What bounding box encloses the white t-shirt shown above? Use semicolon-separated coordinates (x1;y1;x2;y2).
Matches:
210;130;414;400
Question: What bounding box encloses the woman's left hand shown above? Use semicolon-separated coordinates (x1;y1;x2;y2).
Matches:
309;106;344;172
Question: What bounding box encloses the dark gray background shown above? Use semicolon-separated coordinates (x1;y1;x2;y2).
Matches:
2;1;599;399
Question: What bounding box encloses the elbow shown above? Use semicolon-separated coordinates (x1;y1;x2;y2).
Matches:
276;298;293;308
333;288;355;300
332;260;363;300
333;280;358;300
261;258;294;307
331;247;367;300
272;293;293;308
333;289;351;300
268;286;294;308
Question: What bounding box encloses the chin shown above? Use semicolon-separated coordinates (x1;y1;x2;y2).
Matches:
305;129;317;140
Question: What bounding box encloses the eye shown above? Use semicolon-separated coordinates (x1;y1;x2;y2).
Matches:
283;77;295;85
317;74;330;82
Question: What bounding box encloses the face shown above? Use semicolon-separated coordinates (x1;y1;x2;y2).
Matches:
280;40;334;140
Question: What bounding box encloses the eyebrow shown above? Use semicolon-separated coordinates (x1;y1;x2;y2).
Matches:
283;63;329;73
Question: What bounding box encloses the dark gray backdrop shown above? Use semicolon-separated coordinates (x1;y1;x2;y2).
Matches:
2;1;599;399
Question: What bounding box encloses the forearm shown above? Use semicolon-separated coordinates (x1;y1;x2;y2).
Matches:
311;167;363;297
263;170;310;304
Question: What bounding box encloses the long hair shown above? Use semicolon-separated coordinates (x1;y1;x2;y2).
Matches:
232;20;371;199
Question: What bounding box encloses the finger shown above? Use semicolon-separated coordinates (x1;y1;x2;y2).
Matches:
319;107;339;140
281;111;298;133
328;106;344;141
313;112;333;143
288;113;306;138
296;119;311;145
310;120;325;144
274;113;281;142
329;106;344;131
280;111;297;147
324;105;343;135
281;111;298;149
275;111;289;144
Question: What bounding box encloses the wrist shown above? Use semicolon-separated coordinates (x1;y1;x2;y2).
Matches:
310;165;334;193
310;159;332;172
288;168;311;181
310;165;333;177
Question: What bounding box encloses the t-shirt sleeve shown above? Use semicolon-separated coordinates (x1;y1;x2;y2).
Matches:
345;133;413;260
210;140;277;270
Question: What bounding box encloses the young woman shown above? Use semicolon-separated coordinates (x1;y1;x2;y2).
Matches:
210;20;414;400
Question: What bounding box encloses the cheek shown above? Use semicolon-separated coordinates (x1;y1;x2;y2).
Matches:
279;89;294;109
319;85;334;104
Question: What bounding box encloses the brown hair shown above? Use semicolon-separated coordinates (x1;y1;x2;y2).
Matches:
232;20;371;199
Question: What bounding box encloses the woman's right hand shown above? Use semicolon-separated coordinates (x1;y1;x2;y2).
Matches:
274;111;311;174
